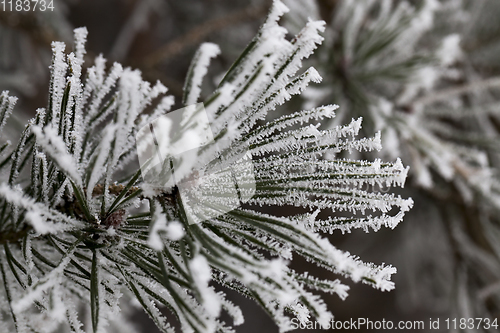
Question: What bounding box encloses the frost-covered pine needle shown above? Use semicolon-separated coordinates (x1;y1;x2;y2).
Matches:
0;2;412;333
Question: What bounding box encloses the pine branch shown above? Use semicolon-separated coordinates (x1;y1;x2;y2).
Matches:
0;2;413;332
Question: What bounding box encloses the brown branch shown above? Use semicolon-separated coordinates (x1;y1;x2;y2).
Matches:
0;11;65;48
412;77;500;106
91;183;138;197
143;3;269;69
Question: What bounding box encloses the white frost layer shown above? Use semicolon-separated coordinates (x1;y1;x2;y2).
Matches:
0;184;82;234
32;125;82;187
188;255;221;318
148;209;185;250
184;43;221;106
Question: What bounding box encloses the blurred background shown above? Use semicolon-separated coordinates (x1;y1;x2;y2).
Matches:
2;0;500;332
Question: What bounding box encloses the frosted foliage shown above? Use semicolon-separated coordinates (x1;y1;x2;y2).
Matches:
285;0;500;323
0;2;412;333
311;0;498;214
